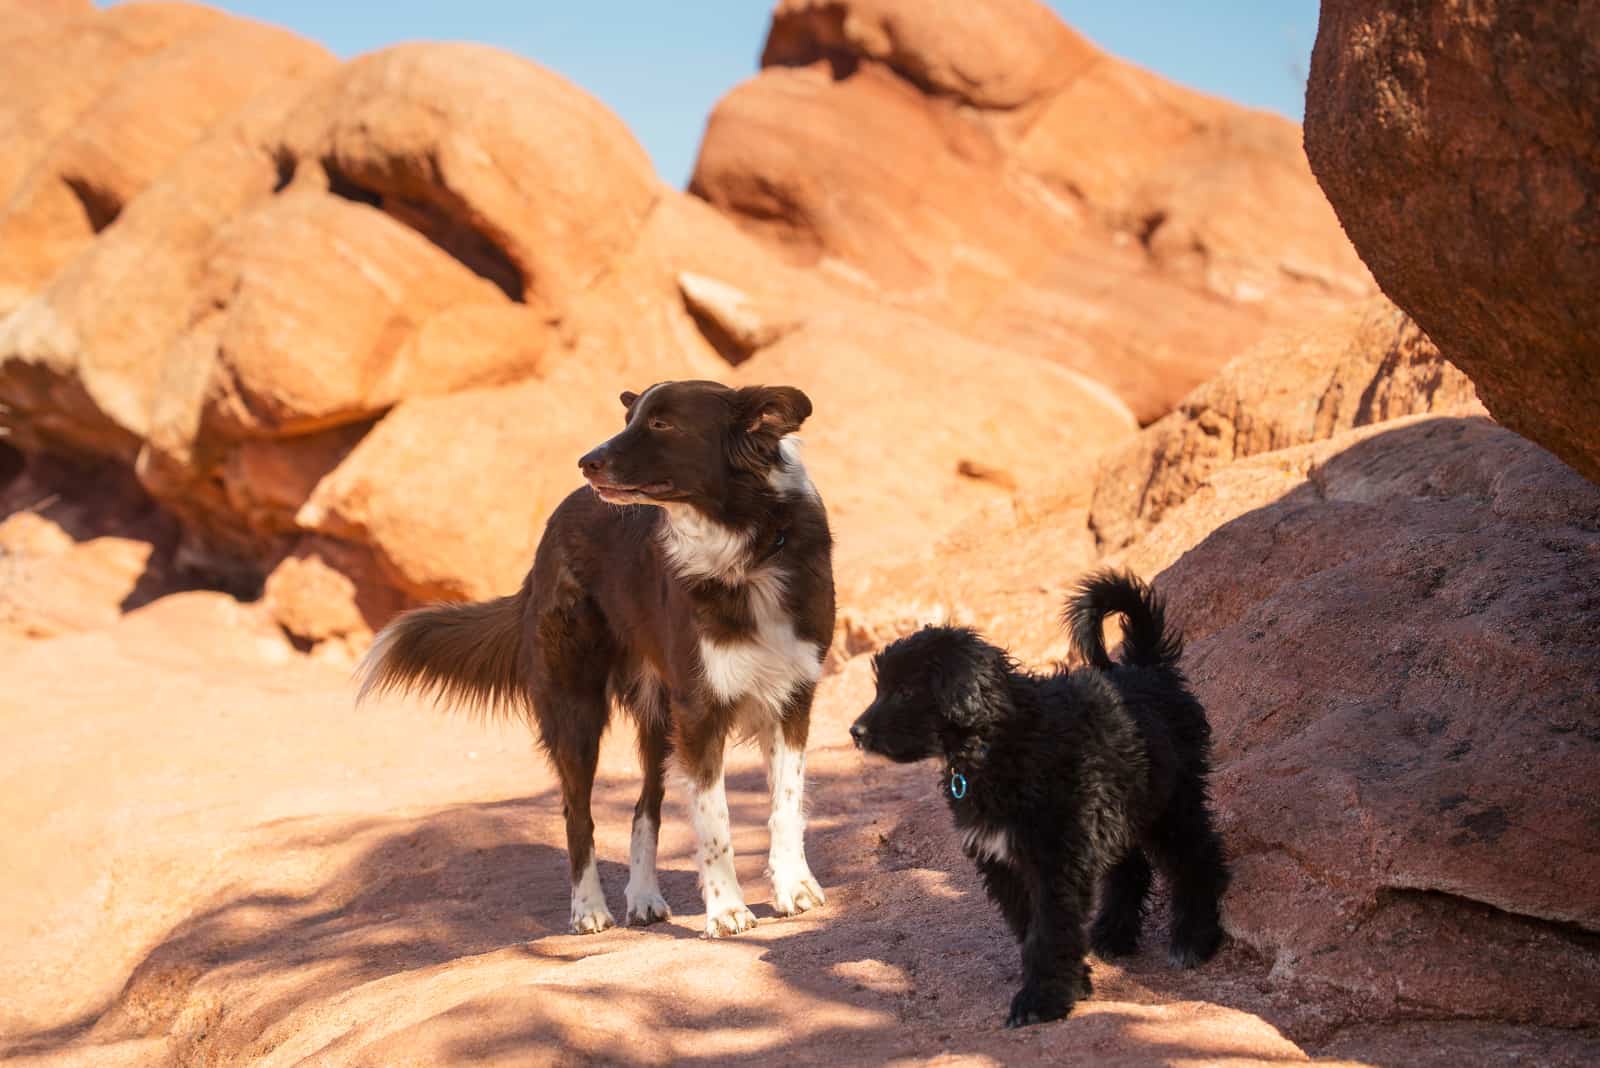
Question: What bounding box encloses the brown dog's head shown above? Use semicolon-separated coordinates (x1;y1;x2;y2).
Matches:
577;380;811;510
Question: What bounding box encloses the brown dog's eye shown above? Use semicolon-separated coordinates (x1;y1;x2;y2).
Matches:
648;417;672;432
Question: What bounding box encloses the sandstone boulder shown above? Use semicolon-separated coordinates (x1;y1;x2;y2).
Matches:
1090;298;1481;552
0;2;231;229
551;190;808;384
2;40;706;577
762;0;1093;109
0;512;153;639
1148;416;1600;1024
262;535;407;657
196;192;508;438
384;303;553;397
0;79;331;463
732;309;1137;572
694;0;1373;421
0;0;90;40
274;42;661;314
837;499;1100;666
1304;0;1600;484
296;376;627;603
0;11;330;306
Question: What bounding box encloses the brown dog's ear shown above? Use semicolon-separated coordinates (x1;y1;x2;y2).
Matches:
735;385;812;436
620;389;643;425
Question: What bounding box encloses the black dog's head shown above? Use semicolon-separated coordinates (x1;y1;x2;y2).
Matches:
577;380;811;509
850;626;1013;763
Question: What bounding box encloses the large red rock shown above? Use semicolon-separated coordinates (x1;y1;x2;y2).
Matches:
1;41;723;581
732;308;1136;572
0;10;329;305
0;79;331;464
0;2;230;235
762;0;1093;109
841;300;1481;664
195;192;508;438
0;512;153;640
838;497;1101;666
1145;416;1600;1025
611;190;846;365
295;374;645;603
262;534;407;659
1090;298;1481;552
1304;0;1600;484
693;0;1373;421
0;0;90;39
275;42;661;314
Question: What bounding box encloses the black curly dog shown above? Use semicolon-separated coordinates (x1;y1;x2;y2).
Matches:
849;570;1229;1027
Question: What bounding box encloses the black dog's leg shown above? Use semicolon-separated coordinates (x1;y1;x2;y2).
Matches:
977;857;1032;943
1149;784;1229;967
1006;848;1093;1028
1090;849;1152;958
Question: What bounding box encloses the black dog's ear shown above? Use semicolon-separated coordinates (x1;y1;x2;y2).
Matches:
937;671;988;730
735;385;812;436
932;632;1006;731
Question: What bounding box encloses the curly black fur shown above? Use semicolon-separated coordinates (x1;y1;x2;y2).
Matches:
850;569;1229;1028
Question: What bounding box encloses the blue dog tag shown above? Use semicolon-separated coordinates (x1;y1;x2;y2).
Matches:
949;768;968;800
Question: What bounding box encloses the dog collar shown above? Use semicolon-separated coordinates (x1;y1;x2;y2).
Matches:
947;766;968;800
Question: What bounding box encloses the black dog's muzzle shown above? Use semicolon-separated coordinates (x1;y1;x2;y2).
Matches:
849;720;869;750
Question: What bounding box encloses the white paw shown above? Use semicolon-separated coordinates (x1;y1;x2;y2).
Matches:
704;903;758;938
571;906;616;935
626;887;671;926
772;873;827;917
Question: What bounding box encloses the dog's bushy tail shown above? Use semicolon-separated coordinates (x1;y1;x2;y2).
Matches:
355;593;530;719
1064;569;1183;672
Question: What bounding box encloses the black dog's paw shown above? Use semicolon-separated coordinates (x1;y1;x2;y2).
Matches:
1076;967;1094;1000
1004;983;1074;1029
1168;922;1224;968
1090;916;1141;959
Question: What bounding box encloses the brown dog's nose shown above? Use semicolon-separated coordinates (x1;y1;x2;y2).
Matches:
578;447;606;477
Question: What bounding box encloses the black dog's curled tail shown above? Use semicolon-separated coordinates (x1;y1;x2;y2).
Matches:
1064;569;1183;671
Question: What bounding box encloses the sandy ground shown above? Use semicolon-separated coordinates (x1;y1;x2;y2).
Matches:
4;594;1597;1067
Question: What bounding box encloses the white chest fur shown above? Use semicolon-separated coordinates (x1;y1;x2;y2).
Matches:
698;566;822;715
962;824;1014;866
656;435;824;715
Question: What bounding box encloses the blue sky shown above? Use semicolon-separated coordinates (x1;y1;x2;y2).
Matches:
170;1;1321;187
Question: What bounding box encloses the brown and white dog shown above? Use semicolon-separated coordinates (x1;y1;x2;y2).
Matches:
357;380;834;937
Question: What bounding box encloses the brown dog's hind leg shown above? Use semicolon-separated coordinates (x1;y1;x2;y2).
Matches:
625;694;672;926
554;717;613;934
528;590;617;935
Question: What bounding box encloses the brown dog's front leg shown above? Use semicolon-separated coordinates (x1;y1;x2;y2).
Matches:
675;700;757;937
762;685;826;916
